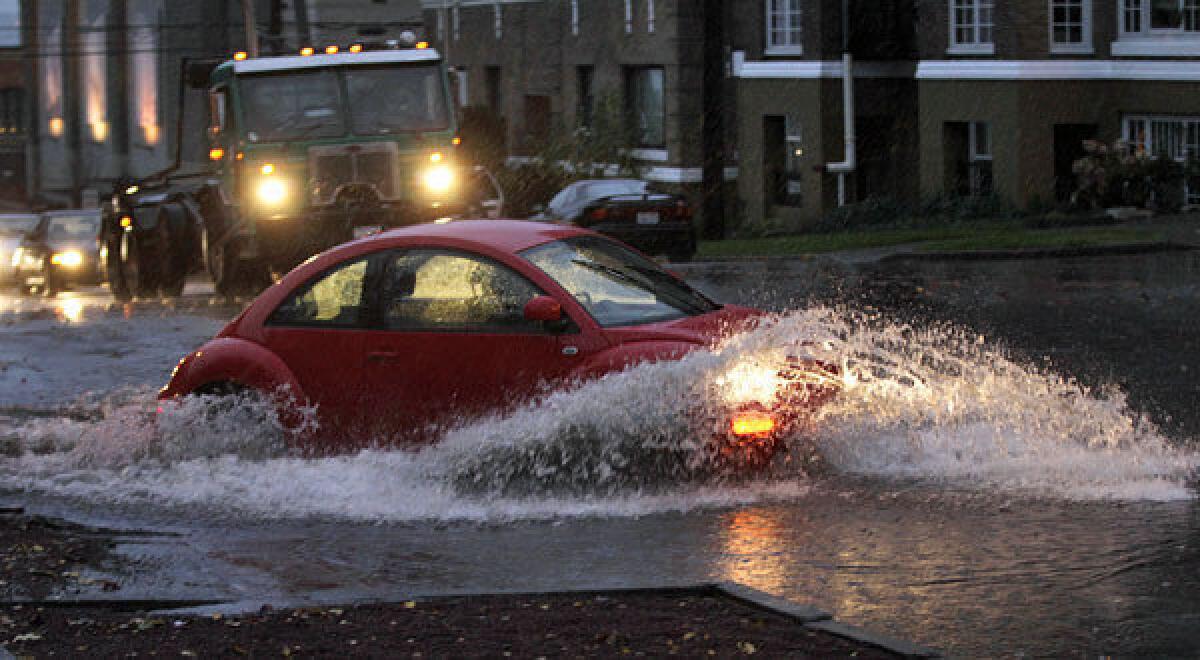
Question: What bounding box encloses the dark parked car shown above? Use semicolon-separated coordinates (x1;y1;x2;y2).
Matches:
536;179;696;262
13;210;104;296
0;213;39;287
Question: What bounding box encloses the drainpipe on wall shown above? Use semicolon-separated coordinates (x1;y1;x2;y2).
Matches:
824;1;856;207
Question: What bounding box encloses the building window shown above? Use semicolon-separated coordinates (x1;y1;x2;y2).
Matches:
82;4;108;143
494;2;502;39
0;88;23;134
1125;116;1200;205
571;0;579;35
1050;0;1093;52
577;66;594;129
969;121;993;195
647;0;656;32
0;0;19;48
626;67;665;148
452;2;460;41
41;2;63;138
765;0;803;55
129;0;159;146
1123;0;1200;33
625;0;633;33
949;0;995;54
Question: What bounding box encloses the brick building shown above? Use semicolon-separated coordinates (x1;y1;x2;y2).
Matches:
0;0;30;208
422;0;733;230
733;1;1200;229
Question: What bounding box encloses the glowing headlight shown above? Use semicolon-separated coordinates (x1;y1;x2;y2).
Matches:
50;250;83;267
256;178;288;206
717;362;786;405
422;166;455;193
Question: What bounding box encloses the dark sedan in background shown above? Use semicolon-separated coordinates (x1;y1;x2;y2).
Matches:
12;210;103;296
0;214;39;287
535;179;696;262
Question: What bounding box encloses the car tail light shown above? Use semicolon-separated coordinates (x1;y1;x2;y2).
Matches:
675;201;692;220
588;207;609;223
731;409;776;438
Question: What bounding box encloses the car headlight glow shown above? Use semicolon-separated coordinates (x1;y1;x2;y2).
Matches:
716;362;786;405
256;178;289;206
422;166;455;194
50;250;83;267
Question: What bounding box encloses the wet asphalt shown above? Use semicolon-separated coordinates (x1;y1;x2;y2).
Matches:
3;236;1200;656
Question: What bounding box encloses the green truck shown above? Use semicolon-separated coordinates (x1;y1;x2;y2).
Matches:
101;44;463;300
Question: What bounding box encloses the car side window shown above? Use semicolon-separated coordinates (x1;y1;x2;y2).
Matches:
381;250;545;333
269;258;370;327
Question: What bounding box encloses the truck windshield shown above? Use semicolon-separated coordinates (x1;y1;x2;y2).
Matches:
240;69;346;142
345;64;450;135
239;63;449;141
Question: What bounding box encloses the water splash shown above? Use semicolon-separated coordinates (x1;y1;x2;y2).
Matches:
0;308;1195;523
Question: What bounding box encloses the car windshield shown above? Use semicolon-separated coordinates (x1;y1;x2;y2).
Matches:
345;64;450;134
582;180;648;202
521;236;718;327
240;69;347;141
47;215;99;242
0;215;37;237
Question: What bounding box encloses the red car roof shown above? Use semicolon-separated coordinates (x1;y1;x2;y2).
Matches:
363;219;588;254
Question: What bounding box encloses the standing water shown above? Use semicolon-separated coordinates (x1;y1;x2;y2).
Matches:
0;253;1198;655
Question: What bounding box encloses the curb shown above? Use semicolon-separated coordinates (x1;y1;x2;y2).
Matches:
877;240;1195;263
680;239;1196;267
710;582;942;658
4;584;939;658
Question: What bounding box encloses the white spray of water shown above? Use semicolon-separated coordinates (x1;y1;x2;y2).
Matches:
0;308;1195;522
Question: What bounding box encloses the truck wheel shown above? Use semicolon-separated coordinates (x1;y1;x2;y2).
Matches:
205;228;268;298
156;205;190;298
41;265;58;298
105;235;131;302
115;230;161;299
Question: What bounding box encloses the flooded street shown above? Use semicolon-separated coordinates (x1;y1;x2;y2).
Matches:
3;251;1200;656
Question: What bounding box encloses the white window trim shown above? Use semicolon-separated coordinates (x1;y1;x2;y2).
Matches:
494;3;502;40
452;3;460;41
1113;1;1200;58
1049;0;1094;54
764;1;804;56
571;0;579;36
647;0;656;33
625;0;633;34
948;0;996;56
1118;0;1200;37
1123;114;1200;205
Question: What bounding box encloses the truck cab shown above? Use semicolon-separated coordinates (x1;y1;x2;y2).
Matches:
104;44;462;300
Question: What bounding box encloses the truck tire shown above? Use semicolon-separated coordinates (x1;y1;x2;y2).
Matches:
112;229;161;300
104;233;131;302
204;227;269;298
156;204;191;298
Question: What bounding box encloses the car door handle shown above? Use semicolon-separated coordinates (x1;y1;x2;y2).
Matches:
367;351;402;362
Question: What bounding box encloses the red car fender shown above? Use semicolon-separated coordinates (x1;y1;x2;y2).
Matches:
569;340;703;383
159;337;306;405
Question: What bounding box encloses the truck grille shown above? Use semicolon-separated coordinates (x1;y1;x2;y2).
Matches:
309;143;400;205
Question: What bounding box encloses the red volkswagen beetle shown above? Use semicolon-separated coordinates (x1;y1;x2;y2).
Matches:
159;220;838;466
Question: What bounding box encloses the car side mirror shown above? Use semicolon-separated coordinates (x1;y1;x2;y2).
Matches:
523;295;562;322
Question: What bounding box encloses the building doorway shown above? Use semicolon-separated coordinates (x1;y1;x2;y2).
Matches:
1054;123;1097;203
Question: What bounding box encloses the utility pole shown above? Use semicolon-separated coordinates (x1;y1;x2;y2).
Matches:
65;0;81;206
21;0;39;206
242;0;259;57
700;0;727;239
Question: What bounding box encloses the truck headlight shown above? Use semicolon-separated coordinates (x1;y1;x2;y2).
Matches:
422;166;455;194
50;250;84;267
256;178;289;206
